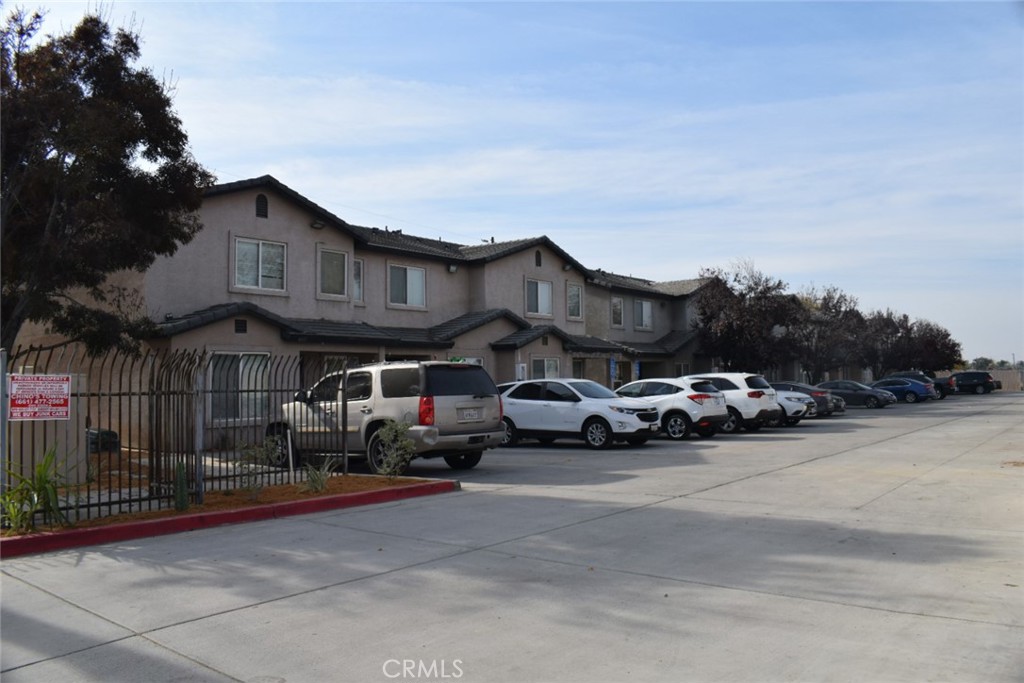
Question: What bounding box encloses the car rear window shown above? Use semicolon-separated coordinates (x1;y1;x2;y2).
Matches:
423;366;498;396
745;376;771;390
381;368;422;397
689;380;719;394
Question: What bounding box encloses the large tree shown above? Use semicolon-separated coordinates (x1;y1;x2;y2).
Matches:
1;9;214;353
909;319;962;375
692;261;803;372
790;285;863;384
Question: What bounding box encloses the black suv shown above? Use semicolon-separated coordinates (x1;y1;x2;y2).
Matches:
950;371;1001;395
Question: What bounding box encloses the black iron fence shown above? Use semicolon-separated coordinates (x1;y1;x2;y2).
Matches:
2;346;354;525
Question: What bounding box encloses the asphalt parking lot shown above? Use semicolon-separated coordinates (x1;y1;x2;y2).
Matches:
2;392;1022;683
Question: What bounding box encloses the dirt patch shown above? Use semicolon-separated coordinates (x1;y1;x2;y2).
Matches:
5;474;424;537
1001;461;1024;468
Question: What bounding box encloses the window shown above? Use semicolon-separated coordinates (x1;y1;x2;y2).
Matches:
572;358;585;378
531;357;559;378
389;264;425;307
255;194;268;218
535;250;542;267
235;238;285;291
353;259;364;303
526;279;552;316
567;283;583;319
210;353;269;421
634;299;653;330
318;248;347;297
611;296;623;327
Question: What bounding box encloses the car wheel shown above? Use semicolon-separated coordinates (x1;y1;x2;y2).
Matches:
765;408;784;428
444;452;482;470
265;425;298;468
663;412;692;440
864;396;879;409
936;389;947;400
694;425;716;438
719;408;741;434
904;392;918;404
500;417;519;447
974;385;985;395
626;436;649;446
365;431;408;476
583;417;612;449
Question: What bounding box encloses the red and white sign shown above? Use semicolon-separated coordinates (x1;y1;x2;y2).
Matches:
8;374;72;421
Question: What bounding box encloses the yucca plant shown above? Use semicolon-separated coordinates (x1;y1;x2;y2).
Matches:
1;446;69;533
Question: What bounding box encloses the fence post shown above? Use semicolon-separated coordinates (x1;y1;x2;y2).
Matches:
193;359;205;505
1;348;8;494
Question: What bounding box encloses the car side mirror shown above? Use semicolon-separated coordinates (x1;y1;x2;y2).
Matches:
294;389;310;404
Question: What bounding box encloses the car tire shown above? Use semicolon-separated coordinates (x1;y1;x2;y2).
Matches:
663;412;692;440
765;408;784;428
266;425;299;468
719;408;741;434
864;396;879;409
904;392;918;403
583;417;612;449
694;425;717;438
974;385;985;395
501;417;519;447
365;431;408;476
444;452;482;470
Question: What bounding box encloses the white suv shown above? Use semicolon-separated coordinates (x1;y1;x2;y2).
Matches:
498;379;660;449
681;373;782;434
615;377;729;439
267;361;505;473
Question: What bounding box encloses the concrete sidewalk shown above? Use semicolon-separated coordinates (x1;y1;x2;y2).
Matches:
3;394;1022;682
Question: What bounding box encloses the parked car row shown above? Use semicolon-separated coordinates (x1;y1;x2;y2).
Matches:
262;361;1005;474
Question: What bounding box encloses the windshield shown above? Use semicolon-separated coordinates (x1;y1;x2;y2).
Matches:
568;380;618;399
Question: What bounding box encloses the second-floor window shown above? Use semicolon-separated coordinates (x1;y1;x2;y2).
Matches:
567;283;582;319
389;264;425;307
611;296;624;327
635;299;653;330
235;238;285;291
526;279;552;316
318;248;347;297
353;259;364;303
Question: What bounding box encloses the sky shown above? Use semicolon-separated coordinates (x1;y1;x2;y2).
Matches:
28;1;1024;362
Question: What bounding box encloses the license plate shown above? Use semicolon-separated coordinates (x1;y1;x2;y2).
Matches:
459;407;480;421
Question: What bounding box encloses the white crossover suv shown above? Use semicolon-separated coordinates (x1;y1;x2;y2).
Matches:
498;378;660;449
681;373;782;434
615;377;729;439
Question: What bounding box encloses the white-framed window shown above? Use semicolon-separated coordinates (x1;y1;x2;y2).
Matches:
235;237;285;291
526;279;553;316
317;247;347;298
635;299;653;330
532;357;560;378
209;352;269;422
353;259;364;303
611;296;624;328
567;282;583;320
388;263;426;307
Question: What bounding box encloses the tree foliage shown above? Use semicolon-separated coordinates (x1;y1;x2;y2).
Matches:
692;261;803;372
789;285;862;384
855;310;961;378
1;9;214;353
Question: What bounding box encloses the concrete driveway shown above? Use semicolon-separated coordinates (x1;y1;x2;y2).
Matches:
3;393;1022;682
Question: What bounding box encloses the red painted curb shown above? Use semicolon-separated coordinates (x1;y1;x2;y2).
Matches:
0;479;459;559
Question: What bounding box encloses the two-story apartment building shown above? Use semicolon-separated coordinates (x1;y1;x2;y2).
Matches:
18;175;714;392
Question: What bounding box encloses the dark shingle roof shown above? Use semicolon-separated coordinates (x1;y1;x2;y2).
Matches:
587;269;667;296
430;309;531;340
654;278;709;296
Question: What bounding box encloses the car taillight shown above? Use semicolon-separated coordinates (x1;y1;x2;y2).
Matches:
419;396;435;425
747;390;765;399
811;391;828;397
687;393;713;405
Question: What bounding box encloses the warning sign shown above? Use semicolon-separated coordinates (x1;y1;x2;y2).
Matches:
8;374;72;421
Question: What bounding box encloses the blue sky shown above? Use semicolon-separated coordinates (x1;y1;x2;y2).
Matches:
34;1;1024;362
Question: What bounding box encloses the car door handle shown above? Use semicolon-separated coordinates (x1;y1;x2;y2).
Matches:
360;407;373;414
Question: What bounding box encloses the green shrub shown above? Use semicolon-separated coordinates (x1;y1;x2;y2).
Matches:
237;439;279;501
373;420;416;479
1;446;69;533
301;457;338;493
